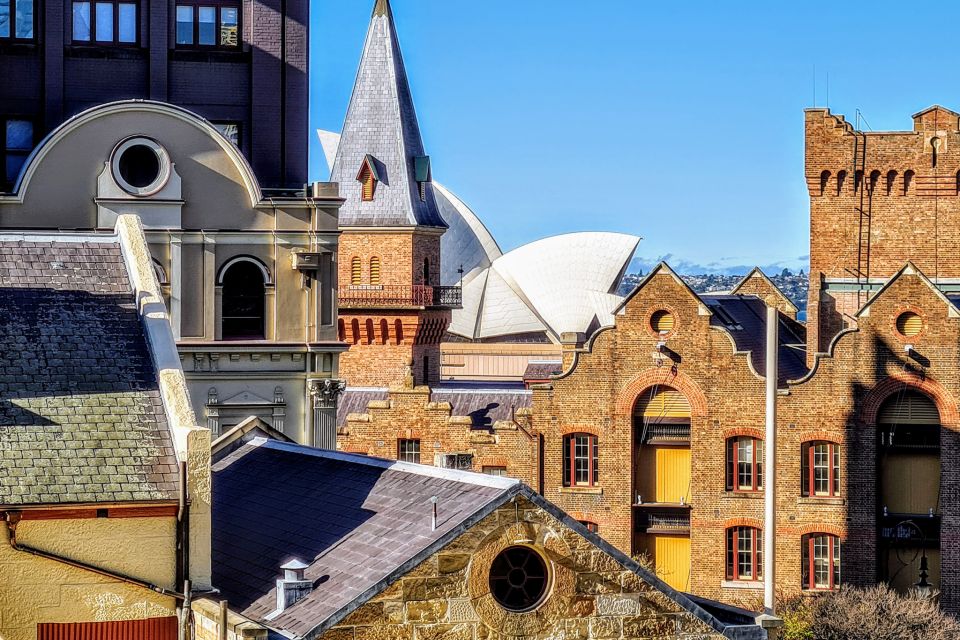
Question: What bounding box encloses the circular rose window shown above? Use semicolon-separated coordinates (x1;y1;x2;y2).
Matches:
489;546;550;612
111;137;171;196
896;311;922;338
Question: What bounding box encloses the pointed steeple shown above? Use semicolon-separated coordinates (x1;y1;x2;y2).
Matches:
332;0;446;229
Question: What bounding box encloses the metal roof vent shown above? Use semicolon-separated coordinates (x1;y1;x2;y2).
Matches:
271;559;313;616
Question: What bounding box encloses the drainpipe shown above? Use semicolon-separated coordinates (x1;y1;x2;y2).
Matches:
764;304;778;615
3;511;185;600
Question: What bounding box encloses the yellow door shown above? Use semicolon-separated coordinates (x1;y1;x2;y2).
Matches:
656;448;691;504
654;535;691;592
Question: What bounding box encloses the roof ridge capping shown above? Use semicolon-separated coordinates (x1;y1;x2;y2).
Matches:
257;438;521;490
729;267;799;314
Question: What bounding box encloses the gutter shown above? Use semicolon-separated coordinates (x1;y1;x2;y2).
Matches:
3;510;186;600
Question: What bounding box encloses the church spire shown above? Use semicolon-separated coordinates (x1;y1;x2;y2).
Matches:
331;0;446;229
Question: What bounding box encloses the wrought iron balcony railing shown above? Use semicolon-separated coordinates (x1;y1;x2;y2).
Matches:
339;284;462;309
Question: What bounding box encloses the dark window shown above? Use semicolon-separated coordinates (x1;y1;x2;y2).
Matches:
489;546;549;612
175;1;239;48
397;438;420;464
221;260;266;340
72;1;138;44
725;527;762;581
0;0;34;40
422;355;429;385
802;534;840;590
2;118;32;190
117;143;160;189
802;441;840;497
482;466;507;477
562;433;598;487
725;436;763;491
212;121;241;147
423;257;430;284
578;520;599;533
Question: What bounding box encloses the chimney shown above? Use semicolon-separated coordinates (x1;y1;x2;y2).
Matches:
275;559;313;613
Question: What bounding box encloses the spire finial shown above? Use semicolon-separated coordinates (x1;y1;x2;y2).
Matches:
374;0;390;17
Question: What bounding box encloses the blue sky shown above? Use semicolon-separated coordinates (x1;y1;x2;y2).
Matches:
310;1;960;274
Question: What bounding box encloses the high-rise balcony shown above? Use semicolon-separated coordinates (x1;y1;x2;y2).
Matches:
339;284;462;310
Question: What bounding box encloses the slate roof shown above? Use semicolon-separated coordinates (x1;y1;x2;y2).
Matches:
337;385;532;429
330;0;446;228
0;237;178;506
211;439;766;640
523;360;564;383
212;439;516;637
703;294;809;384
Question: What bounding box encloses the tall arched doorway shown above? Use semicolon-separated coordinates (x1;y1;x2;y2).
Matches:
221;260;267;340
632;386;691;591
877;390;941;593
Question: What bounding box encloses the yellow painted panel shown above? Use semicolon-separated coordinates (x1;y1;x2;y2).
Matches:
656;447;691;504
654;535;691;592
635;446;657;504
880;453;940;515
634;388;690;419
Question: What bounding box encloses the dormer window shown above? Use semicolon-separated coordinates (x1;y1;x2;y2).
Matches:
357;154;382;202
415;155;431;202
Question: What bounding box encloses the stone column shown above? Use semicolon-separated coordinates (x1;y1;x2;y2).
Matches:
310;379;345;450
203;237;216;340
170;234;183;340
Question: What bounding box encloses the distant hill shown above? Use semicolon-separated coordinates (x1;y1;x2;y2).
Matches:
618;270;809;319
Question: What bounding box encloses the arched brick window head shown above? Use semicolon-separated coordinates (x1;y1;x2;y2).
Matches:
903;170;915;195
819;170;831;196
221;260;267;340
836;170;847;196
886;170;898;196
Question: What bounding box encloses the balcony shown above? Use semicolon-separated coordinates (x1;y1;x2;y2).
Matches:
339;284;462;309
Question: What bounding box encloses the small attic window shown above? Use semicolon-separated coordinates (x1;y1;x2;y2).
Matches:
357;154;382;202
896;311;923;338
650;310;675;336
415;155;431;202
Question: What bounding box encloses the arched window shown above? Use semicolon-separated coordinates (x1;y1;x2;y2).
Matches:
836;170;847;195
365;319;375;345
422;257;430;285
350;257;362;285
221;259;267;340
886;170;898;196
380;319;389;345
394;319;404;345
370;257;381;285
801;441;840;497
931;137;941;168
358;160;377;201
819;170;831;196
725;526;762;582
726;435;763;492
562;433;598;487
903;169;915;195
802;533;840;591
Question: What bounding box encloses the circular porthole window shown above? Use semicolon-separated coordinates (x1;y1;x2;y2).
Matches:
650;309;676;336
111;137;170;196
489;546;550;612
896;311;923;338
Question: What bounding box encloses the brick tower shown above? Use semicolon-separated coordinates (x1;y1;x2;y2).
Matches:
333;0;458;388
805;105;960;356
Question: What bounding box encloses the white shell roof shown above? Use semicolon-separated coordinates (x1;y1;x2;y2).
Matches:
451;232;641;342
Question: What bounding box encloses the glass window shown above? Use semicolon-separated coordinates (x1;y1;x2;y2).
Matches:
0;1;9;39
198;6;215;44
802;534;841;590
802;442;840;497
3;119;33;187
95;2;113;42
220;6;238;46
213;122;240;146
725;527;762;582
562;433;598;487
482;466;507;477
578;520;599;533
176;6;193;44
118;2;136;42
726;436;763;491
14;0;30;39
398;439;420;464
73;2;91;41
221;260;267;340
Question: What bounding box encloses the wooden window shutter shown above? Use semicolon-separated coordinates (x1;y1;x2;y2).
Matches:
878;391;939;424
359;164;376;201
350;257;362;285
634;387;691;419
370;257;381;285
650;310;675;334
896;312;922;337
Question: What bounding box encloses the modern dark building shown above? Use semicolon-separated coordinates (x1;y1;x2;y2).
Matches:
0;0;307;190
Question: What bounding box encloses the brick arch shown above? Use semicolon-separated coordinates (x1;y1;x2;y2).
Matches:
723;516;763;530
860;372;959;428
794;523;846;538
799;430;842;445
615;368;708;419
561;424;601;437
722;427;765;441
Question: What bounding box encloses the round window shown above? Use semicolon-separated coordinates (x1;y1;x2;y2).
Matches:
111;137;170;196
896;311;923;338
650;310;675;335
489;546;550;612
